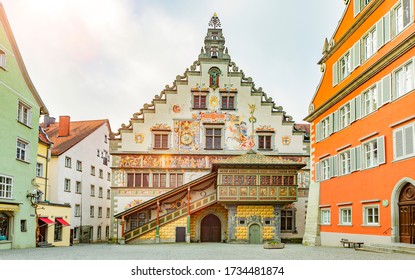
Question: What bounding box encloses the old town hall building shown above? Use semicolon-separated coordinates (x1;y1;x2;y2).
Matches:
109;14;310;244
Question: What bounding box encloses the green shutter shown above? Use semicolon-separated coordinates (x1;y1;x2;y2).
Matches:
383;12;391;44
329;113;334;135
354;0;361;17
350;147;357;172
316;123;321;142
404;125;414;156
333;111;339;132
377;136;386;165
376;18;384;50
356;145;362;170
355;95;362;120
381;74;391;105
332;155;338;177
350;98;356;122
315;162;321;182
394;129;404;159
353;41;361;69
333;62;339;87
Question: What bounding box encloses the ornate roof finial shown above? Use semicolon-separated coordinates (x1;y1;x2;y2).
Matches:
208;12;221;29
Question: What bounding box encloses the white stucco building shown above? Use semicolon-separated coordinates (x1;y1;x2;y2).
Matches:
44;116;112;243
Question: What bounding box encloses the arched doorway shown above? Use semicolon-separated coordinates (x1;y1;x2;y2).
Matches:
200;214;221;242
249;224;261;244
399;183;415;244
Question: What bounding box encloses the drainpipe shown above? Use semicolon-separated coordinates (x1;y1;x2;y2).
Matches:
156;200;160;243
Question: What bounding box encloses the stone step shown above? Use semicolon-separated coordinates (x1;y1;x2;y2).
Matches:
356;243;415;255
38;241;55;248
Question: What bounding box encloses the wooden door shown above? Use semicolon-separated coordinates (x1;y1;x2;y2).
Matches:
249;224;261;244
201;214;221;242
175;227;186;242
399;184;415;244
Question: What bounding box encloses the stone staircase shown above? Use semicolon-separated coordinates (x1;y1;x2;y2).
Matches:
38;241;55;248
356;243;415;255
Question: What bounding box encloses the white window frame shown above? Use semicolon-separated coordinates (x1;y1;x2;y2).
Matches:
91;165;96;176
98;187;103;198
17;101;32;127
65;156;72;168
339;150;351;176
321;117;330;139
16;139;29;162
362;85;378;116
75;181;82;194
321;159;330;181
98;207;102;218
393;59;414;100
339;103;351;130
0;174;13;199
392;0;412;36
363;27;377;61
363;205;380;226
363;138;378;169
90;206;95;218
75;204;81;217
393;122;415;160
36;163;44;178
339;208;352;225
64;178;71;192
90;185;95;197
106;208;110;218
321;209;331;225
76;160;82;171
339;52;352;81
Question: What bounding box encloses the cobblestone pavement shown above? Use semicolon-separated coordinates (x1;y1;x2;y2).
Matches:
1;243;415;260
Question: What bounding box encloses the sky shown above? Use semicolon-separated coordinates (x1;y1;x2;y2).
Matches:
1;0;346;131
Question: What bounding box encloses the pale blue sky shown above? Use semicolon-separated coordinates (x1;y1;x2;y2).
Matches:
1;0;345;129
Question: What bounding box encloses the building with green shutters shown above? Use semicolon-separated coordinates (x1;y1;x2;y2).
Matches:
0;3;48;249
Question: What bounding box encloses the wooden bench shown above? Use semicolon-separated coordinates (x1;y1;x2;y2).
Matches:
340;238;364;248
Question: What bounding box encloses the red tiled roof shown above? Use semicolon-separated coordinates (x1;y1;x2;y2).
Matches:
44;119;110;156
294;123;310;134
38;126;52;145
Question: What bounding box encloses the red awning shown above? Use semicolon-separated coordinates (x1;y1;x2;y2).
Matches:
55;218;70;226
39;217;55;224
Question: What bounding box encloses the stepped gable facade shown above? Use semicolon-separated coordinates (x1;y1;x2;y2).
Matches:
110;14;310;243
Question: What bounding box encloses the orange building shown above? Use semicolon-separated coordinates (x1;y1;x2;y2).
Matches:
303;0;415;246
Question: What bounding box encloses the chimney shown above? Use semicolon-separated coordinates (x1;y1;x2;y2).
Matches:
58;116;71;137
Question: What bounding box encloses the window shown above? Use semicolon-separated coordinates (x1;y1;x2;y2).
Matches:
0;213;9;240
321;159;330;181
0;175;13;199
393;0;412;35
363;27;377;61
339;52;351;81
106;226;110;239
64;179;71;192
281;209;295;231
98;187;103;198
75;204;81;217
321;209;331;225
0;49;6;69
170;173;183;188
258;135;272;150
364;205;379;225
127;173;150;188
97;226;102;240
36;163;44;178
98;207;102;218
106;208;110;218
76;181;82;194
321;117;330;139
221;93;235;109
361;0;371;10
153;134;169;149
54;221;62;241
363;139;378;168
73;227;79;240
90;226;94;241
205;128;222;149
339;103;351;129
76;160;82;171
107;172;111;181
90;206;95;217
339;150;351;176
193;94;207;109
362;85;378;116
20;220;27;232
107;189;111;199
394;60;414;99
393;123;415;160
16;139;29;162
104;135;108;143
90;185;95;197
91;166;96;176
339;208;352;225
65;157;72;168
153;173;167;188
17;101;31;126
99;169;103;178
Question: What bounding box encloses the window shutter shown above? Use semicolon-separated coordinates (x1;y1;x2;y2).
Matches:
394;129;404;159
390;7;397;38
381;74;391;105
333;62;339;87
403;0;411;27
329;113;334;135
350;147;357;172
329;157;334;178
332;155;339;177
377;136;386;165
28;108;33;127
404;125;414;156
333;110;339;133
350;98;356;123
376;19;384;50
316;123;321;142
352;41;361;69
355;95;362;120
355;145;362;170
383;12;391;44
315;162;321;182
377;81;383;109
354;0;361;17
